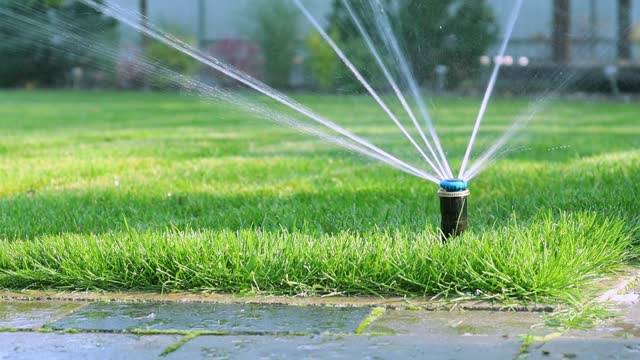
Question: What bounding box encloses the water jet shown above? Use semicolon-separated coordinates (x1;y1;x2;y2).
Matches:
68;0;528;239
438;179;469;240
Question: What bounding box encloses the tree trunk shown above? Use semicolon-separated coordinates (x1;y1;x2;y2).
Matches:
140;0;148;50
618;0;631;61
139;0;149;89
552;0;571;64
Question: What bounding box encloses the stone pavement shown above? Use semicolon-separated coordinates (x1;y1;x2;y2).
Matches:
0;297;639;359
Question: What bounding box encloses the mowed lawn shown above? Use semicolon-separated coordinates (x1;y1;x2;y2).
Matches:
0;90;638;302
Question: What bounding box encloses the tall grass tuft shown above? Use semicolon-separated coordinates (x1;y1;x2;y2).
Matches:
0;212;630;303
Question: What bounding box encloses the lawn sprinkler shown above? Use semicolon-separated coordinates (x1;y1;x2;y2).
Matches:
438;179;469;240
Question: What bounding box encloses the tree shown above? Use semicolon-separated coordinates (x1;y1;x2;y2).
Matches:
324;0;393;92
325;0;497;90
0;0;117;87
396;0;497;87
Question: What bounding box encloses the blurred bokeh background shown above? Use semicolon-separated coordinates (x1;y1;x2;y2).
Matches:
1;0;639;94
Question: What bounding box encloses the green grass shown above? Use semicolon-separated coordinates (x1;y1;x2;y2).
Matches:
355;308;387;334
0;90;638;303
544;302;614;330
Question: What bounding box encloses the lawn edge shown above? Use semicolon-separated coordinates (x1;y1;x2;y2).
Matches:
2;268;637;312
0;289;557;312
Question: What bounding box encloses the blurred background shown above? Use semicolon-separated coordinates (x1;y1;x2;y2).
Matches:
1;0;639;95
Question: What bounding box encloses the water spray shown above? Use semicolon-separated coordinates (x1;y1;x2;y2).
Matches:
70;0;532;241
438;179;470;240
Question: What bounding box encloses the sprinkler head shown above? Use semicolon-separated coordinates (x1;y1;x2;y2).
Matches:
439;179;468;192
438;179;470;240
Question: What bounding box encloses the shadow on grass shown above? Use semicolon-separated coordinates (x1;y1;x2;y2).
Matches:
1;188;438;239
1;159;638;241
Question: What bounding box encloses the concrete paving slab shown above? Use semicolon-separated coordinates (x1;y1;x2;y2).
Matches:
0;301;82;329
48;302;370;334
168;334;522;360
0;332;180;360
364;309;550;338
528;338;640;359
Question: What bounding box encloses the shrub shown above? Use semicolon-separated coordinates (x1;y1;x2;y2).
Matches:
206;39;263;87
305;32;338;91
144;24;200;89
252;0;300;89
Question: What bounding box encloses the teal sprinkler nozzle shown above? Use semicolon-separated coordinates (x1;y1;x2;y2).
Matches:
438;179;470;240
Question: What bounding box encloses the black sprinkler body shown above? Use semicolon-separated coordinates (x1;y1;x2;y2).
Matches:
438;179;469;240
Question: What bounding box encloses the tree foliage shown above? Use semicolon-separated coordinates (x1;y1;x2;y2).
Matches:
322;0;497;91
397;0;497;86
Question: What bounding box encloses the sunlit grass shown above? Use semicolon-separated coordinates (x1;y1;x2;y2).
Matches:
0;213;631;302
0;90;638;302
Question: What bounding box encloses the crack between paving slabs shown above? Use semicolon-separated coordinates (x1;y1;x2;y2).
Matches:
156;306;386;356
354;307;386;335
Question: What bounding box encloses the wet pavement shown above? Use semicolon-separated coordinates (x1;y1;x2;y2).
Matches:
362;308;553;337
167;334;522;359
527;338;640;359
0;301;81;329
0;291;639;359
49;302;369;334
0;332;180;360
